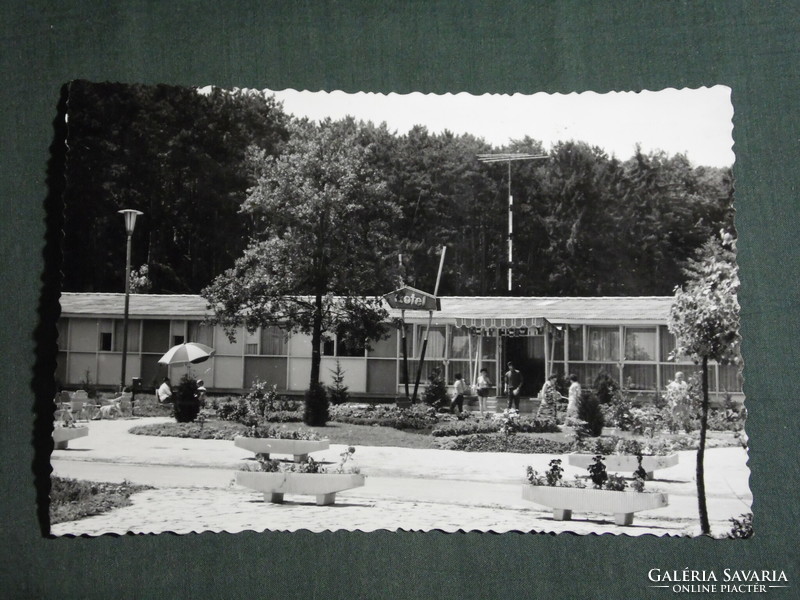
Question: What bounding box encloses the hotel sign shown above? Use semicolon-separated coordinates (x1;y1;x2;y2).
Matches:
384;286;441;311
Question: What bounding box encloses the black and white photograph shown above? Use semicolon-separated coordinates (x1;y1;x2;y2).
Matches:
49;81;750;538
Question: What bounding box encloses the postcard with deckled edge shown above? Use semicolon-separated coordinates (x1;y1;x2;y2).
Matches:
49;81;750;538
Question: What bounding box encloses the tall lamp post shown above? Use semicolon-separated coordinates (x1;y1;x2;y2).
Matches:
119;209;143;391
477;153;547;293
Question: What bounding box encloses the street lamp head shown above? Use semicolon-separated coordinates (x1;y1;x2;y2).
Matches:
118;209;143;235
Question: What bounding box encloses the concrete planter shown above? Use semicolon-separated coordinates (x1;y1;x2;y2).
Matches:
52;426;89;449
234;436;330;463
522;485;669;526
236;471;365;505
567;453;679;480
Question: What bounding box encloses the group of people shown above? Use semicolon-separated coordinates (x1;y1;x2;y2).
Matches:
447;361;583;420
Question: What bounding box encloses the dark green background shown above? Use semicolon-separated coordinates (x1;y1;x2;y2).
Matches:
2;1;798;598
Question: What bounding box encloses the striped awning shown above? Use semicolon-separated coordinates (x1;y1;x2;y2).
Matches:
454;316;553;336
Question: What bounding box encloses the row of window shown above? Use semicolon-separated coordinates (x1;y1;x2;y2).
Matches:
59;319;689;362
57;318;743;393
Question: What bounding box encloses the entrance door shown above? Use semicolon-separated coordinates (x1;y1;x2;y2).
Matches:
504;336;545;397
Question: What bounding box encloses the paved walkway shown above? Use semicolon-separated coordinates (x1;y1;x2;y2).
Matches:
50;418;752;538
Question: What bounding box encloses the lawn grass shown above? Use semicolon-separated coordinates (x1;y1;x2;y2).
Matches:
50;476;153;525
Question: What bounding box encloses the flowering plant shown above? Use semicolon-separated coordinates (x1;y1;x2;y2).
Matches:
245;424;321;441
494;408;521;436
525;454;645;492
240;445;360;475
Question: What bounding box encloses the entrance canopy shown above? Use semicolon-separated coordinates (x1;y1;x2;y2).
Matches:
453;316;554;336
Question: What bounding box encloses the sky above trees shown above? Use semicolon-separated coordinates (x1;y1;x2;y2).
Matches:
264;86;734;168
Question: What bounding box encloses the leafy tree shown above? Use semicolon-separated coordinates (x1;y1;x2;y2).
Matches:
62;82;289;293
667;236;740;535
203;118;401;425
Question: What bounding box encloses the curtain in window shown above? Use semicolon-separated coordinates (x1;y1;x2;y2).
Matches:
450;328;470;359
624;328;656;361
587;327;619;361
259;325;287;355
417;326;445;358
114;319;140;352
188;321;214;347
568;325;583;361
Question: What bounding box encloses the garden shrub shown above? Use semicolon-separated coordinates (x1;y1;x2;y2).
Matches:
609;388;635;431
260;410;304;423
50;476;152;524
216;398;257;426
422;368;449;409
593;370;619;405
173;375;201;423
245;379;278;418
577;390;605;437
303;382;329;426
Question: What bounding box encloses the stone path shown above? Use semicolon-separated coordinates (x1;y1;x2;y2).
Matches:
50;418;752;538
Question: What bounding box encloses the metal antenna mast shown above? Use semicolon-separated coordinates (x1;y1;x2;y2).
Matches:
477;153;547;293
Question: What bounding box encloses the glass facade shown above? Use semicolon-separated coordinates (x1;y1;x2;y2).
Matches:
56;314;743;397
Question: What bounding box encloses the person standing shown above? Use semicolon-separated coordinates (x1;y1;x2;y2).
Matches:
450;373;467;414
196;379;207;406
476;368;492;414
566;373;581;420
537;373;560;421
504;362;523;410
666;371;691;422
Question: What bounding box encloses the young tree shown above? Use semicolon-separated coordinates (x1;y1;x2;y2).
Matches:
667;237;741;535
203;118;400;425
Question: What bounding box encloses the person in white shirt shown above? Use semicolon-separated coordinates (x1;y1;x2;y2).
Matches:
450;373;467;414
157;377;173;403
566;373;581;419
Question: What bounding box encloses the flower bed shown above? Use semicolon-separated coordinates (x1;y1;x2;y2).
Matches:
236;446;362;505
567;453;679;480
329;403;438;430
432;414;560;437
435;433;573;454
522;457;669;525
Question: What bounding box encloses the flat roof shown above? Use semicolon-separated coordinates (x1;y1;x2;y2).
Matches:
59;292;672;324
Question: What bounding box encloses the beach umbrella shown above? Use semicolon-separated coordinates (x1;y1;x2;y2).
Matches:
157;342;215;366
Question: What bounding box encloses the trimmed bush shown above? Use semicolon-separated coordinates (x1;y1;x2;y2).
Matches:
577;390;605;437
593;369;619;405
303;382;329;426
422;368;449;409
173;375;201;423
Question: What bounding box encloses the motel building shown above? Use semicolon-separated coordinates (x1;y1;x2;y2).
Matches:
56;292;743;403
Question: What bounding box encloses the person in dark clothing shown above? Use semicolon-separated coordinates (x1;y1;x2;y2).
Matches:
504;362;523;410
